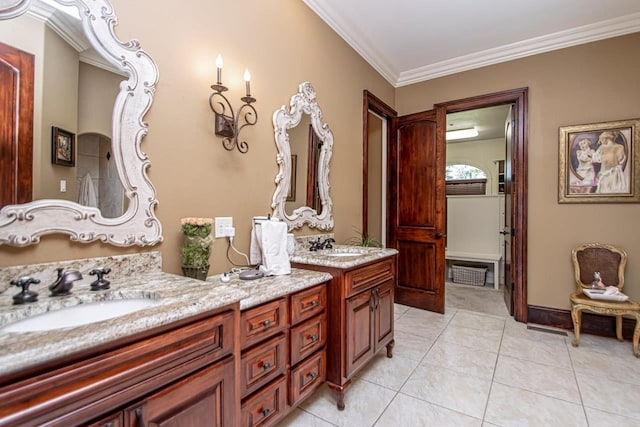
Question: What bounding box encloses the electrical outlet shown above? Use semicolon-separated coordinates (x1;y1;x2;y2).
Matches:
215;217;233;238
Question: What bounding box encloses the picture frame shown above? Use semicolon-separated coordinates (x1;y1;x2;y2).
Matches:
286;154;297;202
51;126;75;167
559;118;640;203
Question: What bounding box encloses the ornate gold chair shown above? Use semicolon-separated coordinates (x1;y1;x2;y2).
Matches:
570;243;640;357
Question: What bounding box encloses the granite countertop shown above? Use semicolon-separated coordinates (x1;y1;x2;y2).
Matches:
290;244;398;269
207;268;332;310
0;268;331;376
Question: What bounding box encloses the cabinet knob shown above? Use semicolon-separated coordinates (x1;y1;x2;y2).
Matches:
262;408;270;418
310;300;318;307
309;334;318;342
262;319;271;328
308;372;318;380
262;361;271;370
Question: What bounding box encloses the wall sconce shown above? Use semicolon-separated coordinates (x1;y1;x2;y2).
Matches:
209;54;257;153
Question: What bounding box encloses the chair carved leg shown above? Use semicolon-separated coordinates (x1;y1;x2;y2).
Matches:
616;315;624;342
634;316;640;358
571;307;582;347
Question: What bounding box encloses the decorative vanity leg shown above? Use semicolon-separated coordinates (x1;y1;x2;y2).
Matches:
386;339;395;358
571;307;582;347
327;380;350;410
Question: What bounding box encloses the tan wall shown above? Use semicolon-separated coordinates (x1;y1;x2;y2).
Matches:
367;113;383;243
40;25;79;202
0;1;394;274
397;33;640;309
78;63;121;137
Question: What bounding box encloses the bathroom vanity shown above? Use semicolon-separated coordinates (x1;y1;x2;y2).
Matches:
0;255;332;427
291;245;398;410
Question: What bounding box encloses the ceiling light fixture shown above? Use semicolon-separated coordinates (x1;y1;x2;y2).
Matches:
446;127;478;141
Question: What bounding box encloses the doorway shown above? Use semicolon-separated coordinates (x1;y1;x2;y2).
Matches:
363;88;528;322
444;104;512;316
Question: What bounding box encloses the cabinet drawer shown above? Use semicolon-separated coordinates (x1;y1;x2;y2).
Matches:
290;313;326;366
241;376;288;427
240;334;288;398
241;298;288;349
345;258;394;297
289;351;326;407
290;284;326;325
87;412;123;427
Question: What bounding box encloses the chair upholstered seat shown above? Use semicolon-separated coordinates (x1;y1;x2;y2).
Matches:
570;243;640;357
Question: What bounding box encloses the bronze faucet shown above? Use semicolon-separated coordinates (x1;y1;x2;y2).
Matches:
49;268;83;297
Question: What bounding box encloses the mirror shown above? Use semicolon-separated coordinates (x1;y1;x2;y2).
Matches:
271;82;333;230
0;0;162;247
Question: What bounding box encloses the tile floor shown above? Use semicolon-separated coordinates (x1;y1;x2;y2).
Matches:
277;282;640;426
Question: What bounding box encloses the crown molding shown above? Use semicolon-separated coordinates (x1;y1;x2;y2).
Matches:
303;0;640;88
397;12;640;87
302;0;399;86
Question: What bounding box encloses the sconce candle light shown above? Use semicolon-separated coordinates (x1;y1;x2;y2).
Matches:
209;54;257;153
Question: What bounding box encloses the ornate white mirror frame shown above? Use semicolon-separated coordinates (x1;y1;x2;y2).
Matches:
271;82;333;230
0;0;162;247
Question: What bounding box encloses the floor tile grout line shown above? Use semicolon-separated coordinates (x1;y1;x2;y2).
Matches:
480;317;508;424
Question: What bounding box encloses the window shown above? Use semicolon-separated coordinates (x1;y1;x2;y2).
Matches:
445;164;487;195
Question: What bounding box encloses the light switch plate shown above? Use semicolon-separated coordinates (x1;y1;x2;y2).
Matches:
215;217;233;238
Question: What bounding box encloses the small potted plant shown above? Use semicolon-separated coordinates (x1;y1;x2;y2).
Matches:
180;217;214;280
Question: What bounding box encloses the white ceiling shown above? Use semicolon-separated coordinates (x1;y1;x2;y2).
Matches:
303;0;640;87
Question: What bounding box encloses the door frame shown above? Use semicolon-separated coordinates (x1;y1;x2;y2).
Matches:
436;88;528;322
362;90;397;239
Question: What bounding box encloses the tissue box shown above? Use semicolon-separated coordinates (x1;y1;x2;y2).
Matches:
452;265;487;286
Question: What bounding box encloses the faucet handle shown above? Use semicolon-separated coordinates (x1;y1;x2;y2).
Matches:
10;277;41;305
89;267;111;291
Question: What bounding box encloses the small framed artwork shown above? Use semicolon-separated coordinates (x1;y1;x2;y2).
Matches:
559;118;640;203
287;154;297;202
51;126;75;167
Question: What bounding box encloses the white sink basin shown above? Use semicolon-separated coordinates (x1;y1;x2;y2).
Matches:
1;299;158;333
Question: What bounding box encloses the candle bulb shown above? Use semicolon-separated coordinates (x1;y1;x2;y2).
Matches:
244;69;251;97
215;54;223;84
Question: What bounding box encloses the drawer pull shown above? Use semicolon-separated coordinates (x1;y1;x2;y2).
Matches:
262;319;271;328
309;334;318;342
262;361;271;370
262;408;270;418
134;407;145;427
308;371;318;380
310;300;318;307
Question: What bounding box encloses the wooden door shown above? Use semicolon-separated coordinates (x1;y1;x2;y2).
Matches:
503;107;515;314
0;42;34;208
126;356;235;427
345;290;374;377
389;107;446;313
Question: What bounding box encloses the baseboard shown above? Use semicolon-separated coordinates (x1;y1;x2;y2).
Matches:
527;305;636;340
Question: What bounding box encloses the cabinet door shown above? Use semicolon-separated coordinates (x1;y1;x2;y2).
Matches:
374;281;394;351
125;356;235;427
345;290;375;378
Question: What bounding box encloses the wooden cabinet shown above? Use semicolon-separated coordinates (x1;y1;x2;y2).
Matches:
293;255;397;410
239;284;327;427
0;306;238;427
124;356;234;427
